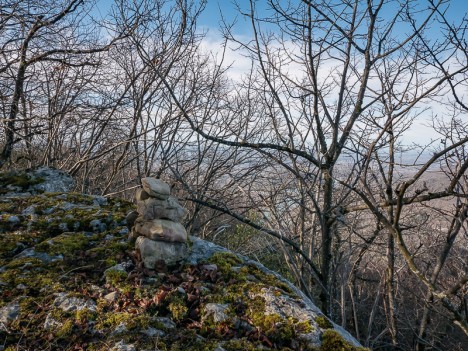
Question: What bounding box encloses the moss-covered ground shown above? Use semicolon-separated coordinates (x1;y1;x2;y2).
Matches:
0;192;367;350
0;171;45;195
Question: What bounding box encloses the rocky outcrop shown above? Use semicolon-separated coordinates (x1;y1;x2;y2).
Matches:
188;237;363;349
0;169;366;350
129;178;189;267
0;166;74;196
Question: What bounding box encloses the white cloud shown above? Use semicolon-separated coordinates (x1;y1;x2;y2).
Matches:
198;29;466;147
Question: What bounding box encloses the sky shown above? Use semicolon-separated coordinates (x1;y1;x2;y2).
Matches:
93;0;467;34
198;0;467;147
93;0;467;146
198;0;467;32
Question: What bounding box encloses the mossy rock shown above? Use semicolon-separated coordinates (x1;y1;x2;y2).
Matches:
321;330;370;351
0;192;365;350
0;171;44;194
316;315;333;329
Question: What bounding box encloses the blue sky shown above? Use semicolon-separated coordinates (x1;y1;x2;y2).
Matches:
94;0;467;37
198;0;467;36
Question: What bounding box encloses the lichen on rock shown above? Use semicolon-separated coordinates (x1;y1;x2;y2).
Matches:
0;167;73;196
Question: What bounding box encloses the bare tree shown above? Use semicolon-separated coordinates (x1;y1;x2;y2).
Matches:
0;0;129;168
1;0;466;348
150;0;467;348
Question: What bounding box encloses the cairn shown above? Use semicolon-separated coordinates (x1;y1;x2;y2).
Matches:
128;177;189;268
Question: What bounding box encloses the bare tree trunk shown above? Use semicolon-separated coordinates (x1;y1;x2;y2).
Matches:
385;232;398;348
320;167;334;315
386;123;399;348
0;19;38;168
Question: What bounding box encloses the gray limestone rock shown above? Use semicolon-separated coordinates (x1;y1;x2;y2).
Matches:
134;219;187;243
187;237;362;347
0;302;19;331
141;327;165;337
125;210;139;230
0;167;73;195
21;205;36;215
141;177;170;200
136;197;166;218
260;287;322;319
203;303;230;323
186;236;229;265
89;219;106;232
92;195;108;206
104;291;120;302
43;314;62;330
137;196;188;222
104;263;128;278
153;317;176;329
16;247;63;263
111;340;136;351
112;322;128;335
135;188;151;201
132;178;190;267
31;167;74;193
135;236;188;267
53;293;97;312
7;215;20;224
166;196;188;221
129;228;139;241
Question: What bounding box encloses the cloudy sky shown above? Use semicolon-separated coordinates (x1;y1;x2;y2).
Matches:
94;0;466;146
198;0;466;145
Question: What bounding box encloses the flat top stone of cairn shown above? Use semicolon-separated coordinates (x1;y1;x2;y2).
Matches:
141;177;170;200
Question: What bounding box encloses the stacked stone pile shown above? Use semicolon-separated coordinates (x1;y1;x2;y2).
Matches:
129;177;189;268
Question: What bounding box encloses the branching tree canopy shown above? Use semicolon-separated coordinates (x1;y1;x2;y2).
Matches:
153;0;468;348
0;0;466;349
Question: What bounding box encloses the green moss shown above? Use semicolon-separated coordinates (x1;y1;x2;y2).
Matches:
96;312;128;330
207;253;293;298
0;191;141;349
75;309;98;323
95;312;152;332
296;320;314;333
57;319;74;338
316;315;333;329
3;256;43;269
0;234;28;261
223;338;259;351
104;269;128;285
36;232;90;256
167;329;220;351
250;309;312;345
105;258;118;267
0;201;16;213
320;330;370;351
61;193;96;205
88;238;132;261
200;251;317;348
0;172;44;190
262;314;295;343
0;190;369;351
168;295;188;322
208;252;242;275
0;261;64;301
244;264;294;295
